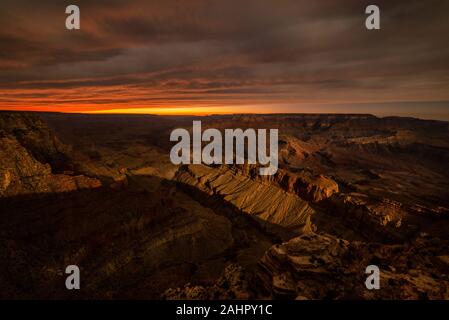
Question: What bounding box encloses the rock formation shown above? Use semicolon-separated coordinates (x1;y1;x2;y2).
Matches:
0;112;101;196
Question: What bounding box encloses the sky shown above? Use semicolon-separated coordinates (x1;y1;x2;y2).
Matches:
0;0;449;119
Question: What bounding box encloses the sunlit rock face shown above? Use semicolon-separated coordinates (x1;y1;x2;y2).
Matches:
175;164;317;236
0;112;102;197
229;164;339;202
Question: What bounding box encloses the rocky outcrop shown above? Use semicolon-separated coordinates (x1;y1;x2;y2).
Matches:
0;112;74;172
0;112;101;197
162;264;251;300
313;194;412;243
273;170;338;202
256;232;449;299
232;164;339;203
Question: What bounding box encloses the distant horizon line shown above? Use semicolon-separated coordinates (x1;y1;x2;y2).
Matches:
1;109;448;122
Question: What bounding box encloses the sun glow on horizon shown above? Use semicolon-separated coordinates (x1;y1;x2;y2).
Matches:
82;106;272;116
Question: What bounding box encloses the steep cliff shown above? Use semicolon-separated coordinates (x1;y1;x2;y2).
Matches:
0;112;101;196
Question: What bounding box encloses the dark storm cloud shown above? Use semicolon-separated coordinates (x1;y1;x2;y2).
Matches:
0;0;448;115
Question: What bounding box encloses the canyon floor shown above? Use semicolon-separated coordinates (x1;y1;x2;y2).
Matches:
1;111;449;299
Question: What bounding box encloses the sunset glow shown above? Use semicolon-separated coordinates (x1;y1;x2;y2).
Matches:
0;1;448;119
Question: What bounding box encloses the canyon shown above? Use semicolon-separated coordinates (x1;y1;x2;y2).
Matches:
0;111;448;299
170;120;279;176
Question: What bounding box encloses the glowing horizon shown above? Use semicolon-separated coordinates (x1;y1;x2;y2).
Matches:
2;100;449;121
